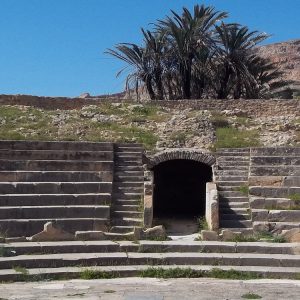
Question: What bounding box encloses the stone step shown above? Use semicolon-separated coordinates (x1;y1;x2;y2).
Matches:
219;202;249;209
217;181;248;187
220;220;252;228
115;161;142;167
251;156;300;165
215;176;249;181
116;152;142;158
220;213;250;220
215;170;248;176
113;193;142;200
220;208;249;214
217;157;249;162
250;197;295;209
0;205;110;220
113;205;140;212
250;166;300;176
0;182;112;194
218;186;247;192
0;150;113;161
113;186;143;193
0;218;108;236
115;171;144;177
112;218;142;226
112;211;143;218
0;160;113;171
252;209;300;222
114;182;144;188
219;198;249;204
1;264;299;282
249;186;300;198
114;175;144;182
110;226;136;234
0;193;111;206
0;171;113;182
251;147;300;156
4;240;300;256
283;176;300;187
216;152;250;157
0;141;113;151
253;221;300;232
114;200;141;206
114;166;143;172
217;162;249;167
114;147;143;153
0;252;299;269
219;191;248;198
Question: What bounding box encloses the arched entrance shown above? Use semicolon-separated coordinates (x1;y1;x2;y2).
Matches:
153;160;212;219
145;149;215;235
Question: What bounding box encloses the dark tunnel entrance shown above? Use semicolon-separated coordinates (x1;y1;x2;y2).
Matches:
153;159;212;228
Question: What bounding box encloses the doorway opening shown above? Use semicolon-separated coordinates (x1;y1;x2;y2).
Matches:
152;159;212;235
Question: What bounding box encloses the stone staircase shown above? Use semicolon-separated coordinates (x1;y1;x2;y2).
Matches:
215;148;252;233
110;143;144;235
0;140;114;237
249;147;300;232
0;240;299;281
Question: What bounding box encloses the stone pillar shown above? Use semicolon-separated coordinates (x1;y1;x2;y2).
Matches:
205;182;219;231
143;169;153;228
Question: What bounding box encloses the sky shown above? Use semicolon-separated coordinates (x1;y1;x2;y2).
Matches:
0;0;299;97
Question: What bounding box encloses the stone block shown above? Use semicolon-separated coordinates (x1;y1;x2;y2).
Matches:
268;210;300;222
75;231;106;241
281;228;300;243
249;196;265;209
221;229;241;241
253;222;270;233
142;225;166;239
252;209;269;221
249;176;283;187
29;222;74;242
200;230;219;241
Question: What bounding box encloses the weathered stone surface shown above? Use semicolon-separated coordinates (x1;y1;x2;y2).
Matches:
29;222;74;242
142;225;166;239
281;228;300;242
206;182;219;231
253;222;270;233
268;210;300;222
75;231;106;241
201;230;219;241
249;176;283;187
4;236;27;243
221;229;240;241
252;209;269;222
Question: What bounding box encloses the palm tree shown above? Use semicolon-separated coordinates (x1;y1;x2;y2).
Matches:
156;4;227;99
214;23;268;99
105;43;156;100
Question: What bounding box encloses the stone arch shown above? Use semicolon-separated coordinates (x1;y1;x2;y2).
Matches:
145;149;216;169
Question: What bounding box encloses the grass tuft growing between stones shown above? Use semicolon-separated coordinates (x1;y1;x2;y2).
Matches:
289;193;300;202
235;185;249;195
215;127;260;148
140;267;262;280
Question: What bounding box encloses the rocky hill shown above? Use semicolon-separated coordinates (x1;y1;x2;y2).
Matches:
257;39;300;85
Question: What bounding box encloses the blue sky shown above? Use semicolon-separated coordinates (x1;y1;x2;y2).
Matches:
0;0;299;97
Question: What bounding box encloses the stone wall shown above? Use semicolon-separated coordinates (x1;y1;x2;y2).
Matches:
0;94;299;117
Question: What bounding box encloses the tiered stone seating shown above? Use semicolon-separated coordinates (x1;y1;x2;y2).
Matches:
0;141;114;237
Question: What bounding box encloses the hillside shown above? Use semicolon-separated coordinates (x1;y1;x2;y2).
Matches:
0;99;298;151
257;39;300;85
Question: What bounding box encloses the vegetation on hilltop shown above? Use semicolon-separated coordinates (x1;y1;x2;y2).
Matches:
107;4;287;100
